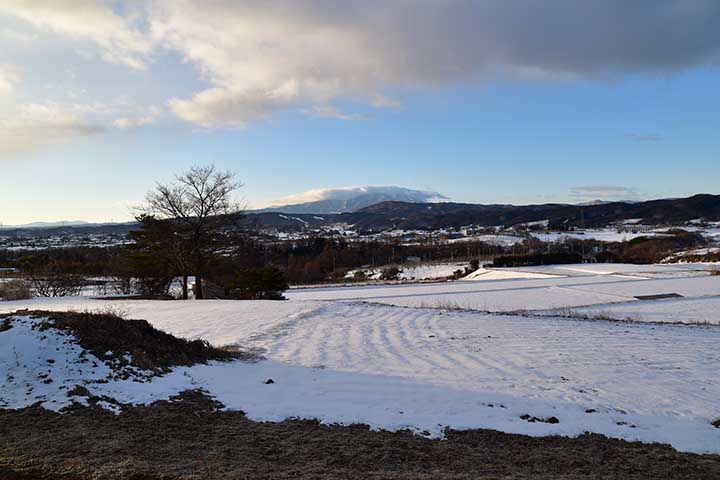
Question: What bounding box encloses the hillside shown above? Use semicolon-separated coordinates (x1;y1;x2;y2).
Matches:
342;194;720;231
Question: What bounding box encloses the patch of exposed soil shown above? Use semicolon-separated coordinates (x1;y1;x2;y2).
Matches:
1;390;719;480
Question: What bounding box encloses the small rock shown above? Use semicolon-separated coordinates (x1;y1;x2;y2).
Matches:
264;379;275;384
585;409;596;413
546;416;559;424
712;418;720;428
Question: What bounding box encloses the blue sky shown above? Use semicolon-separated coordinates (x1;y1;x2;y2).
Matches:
1;1;719;224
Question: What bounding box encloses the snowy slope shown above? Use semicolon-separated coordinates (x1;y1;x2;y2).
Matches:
2;263;720;454
2;306;719;454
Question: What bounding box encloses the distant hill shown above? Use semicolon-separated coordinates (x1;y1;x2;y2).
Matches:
342;194;720;230
1;220;91;229
3;194;718;241
254;186;448;214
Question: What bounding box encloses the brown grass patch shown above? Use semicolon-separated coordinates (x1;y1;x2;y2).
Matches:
15;310;257;374
1;390;719;480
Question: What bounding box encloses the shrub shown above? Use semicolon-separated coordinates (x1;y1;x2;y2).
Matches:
29;273;86;297
135;275;174;297
110;275;136;295
225;266;289;300
380;266;402;281
353;270;367;280
0;279;32;301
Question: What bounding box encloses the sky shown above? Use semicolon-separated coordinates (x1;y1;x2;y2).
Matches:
1;0;719;224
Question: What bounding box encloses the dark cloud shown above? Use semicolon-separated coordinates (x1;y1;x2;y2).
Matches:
4;1;720;128
154;0;720;127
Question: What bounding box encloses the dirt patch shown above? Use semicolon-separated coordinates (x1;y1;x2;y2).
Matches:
0;317;11;332
10;310;257;374
1;390;719;480
520;414;559;424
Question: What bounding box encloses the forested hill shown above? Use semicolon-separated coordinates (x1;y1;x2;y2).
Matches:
340;194;720;231
3;194;719;241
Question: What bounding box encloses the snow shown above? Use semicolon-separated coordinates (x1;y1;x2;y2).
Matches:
464;268;559;281
2;262;720;454
0;316;152;411
556;296;720;324
531;229;664;243
257;186;446;210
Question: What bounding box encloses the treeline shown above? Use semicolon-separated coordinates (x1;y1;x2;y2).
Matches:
1;237;505;285
2;229;706;288
596;230;707;264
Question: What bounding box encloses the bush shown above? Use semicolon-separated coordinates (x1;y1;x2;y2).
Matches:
29;273;86;297
135;275;174;297
380;266;402;281
353;270;367;280
621;232;706;264
225;266;289;300
0;279;32;301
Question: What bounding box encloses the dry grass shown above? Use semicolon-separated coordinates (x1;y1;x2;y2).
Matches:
0;279;32;301
1;390;719;480
19;309;258;374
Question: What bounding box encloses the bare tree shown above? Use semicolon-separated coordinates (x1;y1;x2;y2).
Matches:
140;166;244;299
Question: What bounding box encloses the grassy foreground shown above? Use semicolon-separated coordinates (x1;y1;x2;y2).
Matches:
1;390;719;480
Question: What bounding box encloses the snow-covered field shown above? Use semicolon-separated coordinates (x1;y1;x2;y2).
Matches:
2;263;719;454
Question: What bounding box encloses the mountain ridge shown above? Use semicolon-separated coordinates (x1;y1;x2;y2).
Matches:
2;194;718;237
253;186;448;214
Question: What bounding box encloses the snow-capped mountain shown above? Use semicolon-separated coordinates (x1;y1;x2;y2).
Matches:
254;186;448;214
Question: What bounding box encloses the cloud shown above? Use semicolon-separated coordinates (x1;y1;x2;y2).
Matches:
0;0;152;70
0;103;104;158
169;84;298;128
569;185;642;201
625;132;664;142
113;106;162;128
0;64;20;95
152;0;720;127
302;105;366;121
370;95;401;109
3;1;720;128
